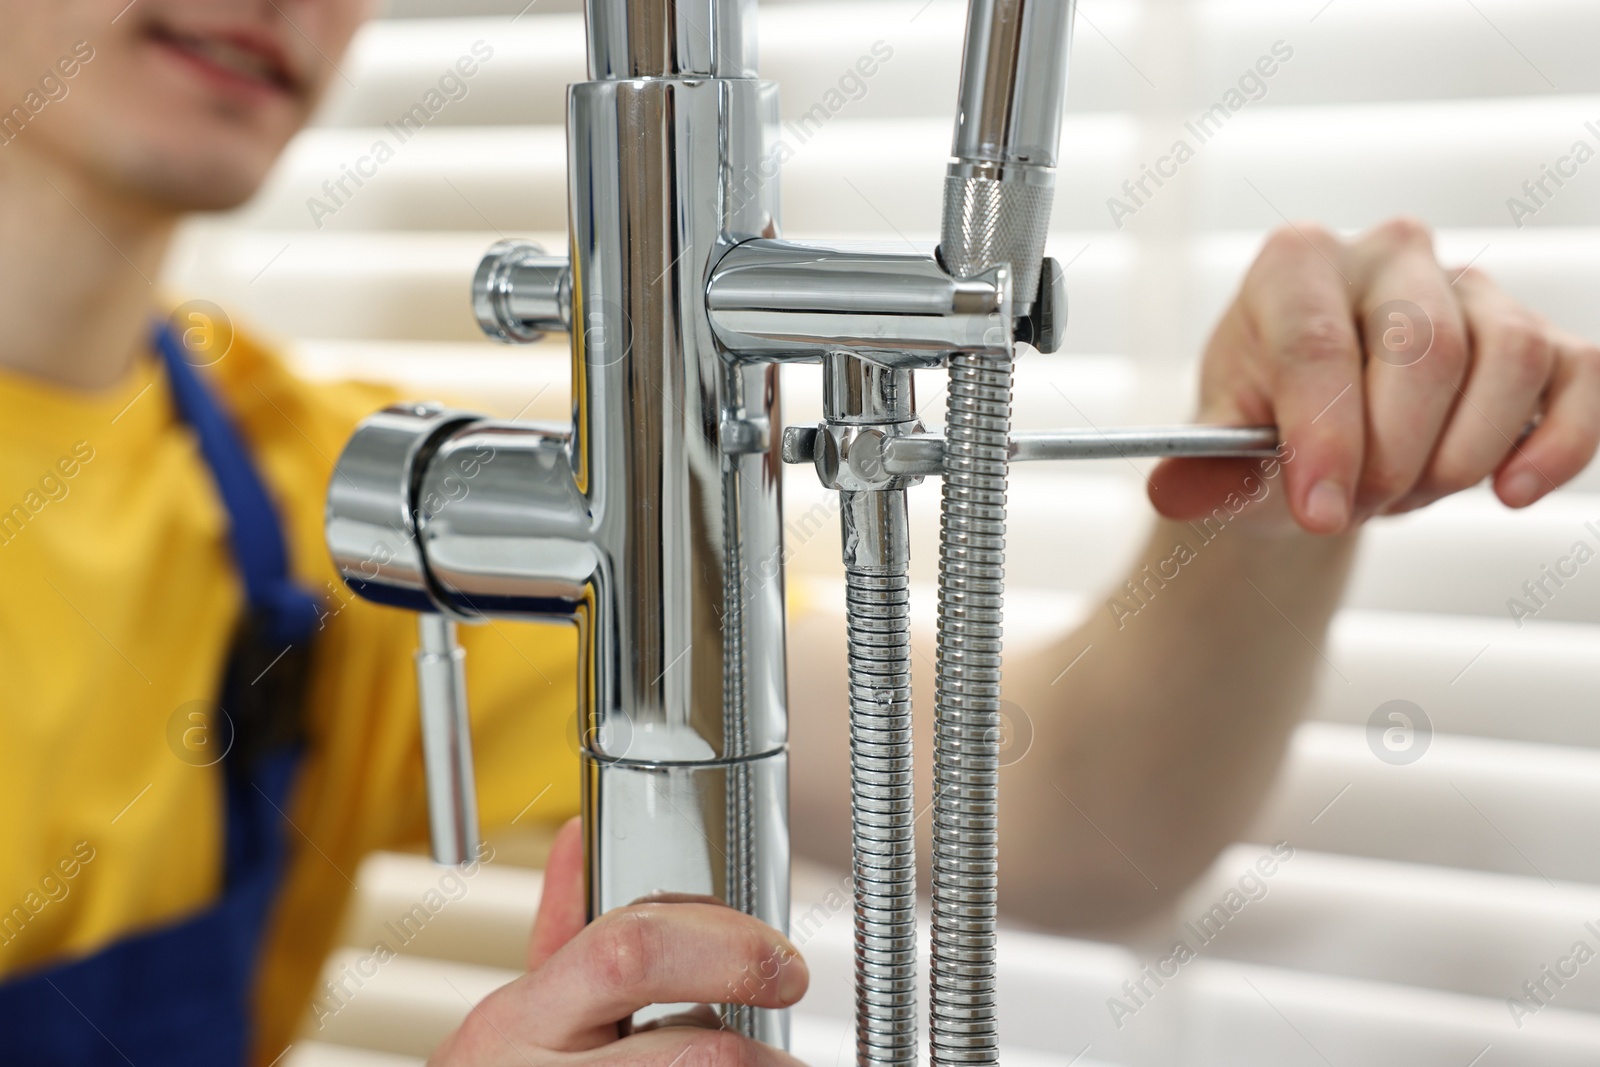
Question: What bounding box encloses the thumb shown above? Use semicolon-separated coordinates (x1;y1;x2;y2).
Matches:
528;816;587;971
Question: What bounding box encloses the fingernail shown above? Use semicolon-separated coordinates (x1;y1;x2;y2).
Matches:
1502;468;1543;507
777;946;808;1003
1304;479;1348;532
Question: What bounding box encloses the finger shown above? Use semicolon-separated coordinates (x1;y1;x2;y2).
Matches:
1239;222;1366;533
575;1021;813;1067
528;816;587;971
438;1000;808;1067
1386;267;1554;513
1493;332;1600;507
492;901;808;1050
1346;219;1471;517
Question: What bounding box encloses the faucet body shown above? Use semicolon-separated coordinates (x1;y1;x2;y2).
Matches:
559;35;791;1040
331;0;793;1041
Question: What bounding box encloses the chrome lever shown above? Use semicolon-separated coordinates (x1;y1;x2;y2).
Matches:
782;423;1282;475
324;399;487;868
883;424;1281;474
414;614;479;866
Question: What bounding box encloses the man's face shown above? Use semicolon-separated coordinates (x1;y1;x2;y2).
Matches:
0;0;373;213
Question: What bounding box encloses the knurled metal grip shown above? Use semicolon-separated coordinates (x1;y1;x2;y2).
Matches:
939;164;1056;317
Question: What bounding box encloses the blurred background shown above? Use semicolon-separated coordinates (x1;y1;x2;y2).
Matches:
167;0;1600;1063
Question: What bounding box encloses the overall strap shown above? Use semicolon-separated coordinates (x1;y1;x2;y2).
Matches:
152;322;321;646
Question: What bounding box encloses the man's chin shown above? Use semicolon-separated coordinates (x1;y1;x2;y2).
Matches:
99;147;276;217
147;173;265;215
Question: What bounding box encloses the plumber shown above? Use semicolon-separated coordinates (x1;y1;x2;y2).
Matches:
0;1;1596;1065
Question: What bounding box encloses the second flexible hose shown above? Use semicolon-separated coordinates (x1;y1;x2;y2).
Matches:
930;350;1013;1067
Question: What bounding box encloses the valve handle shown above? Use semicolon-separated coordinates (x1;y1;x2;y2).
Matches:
415;614;480;866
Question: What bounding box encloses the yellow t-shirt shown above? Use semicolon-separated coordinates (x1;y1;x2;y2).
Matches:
0;326;579;1061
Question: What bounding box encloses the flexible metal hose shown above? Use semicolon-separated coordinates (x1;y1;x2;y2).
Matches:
930;350;1013;1067
845;553;918;1067
721;465;758;1038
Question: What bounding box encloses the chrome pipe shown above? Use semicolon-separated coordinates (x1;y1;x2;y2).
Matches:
566;46;789;1043
328;0;792;1045
571;7;792;1037
950;0;1076;168
584;0;756;79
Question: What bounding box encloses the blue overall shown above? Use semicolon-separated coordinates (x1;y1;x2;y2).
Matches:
0;323;323;1065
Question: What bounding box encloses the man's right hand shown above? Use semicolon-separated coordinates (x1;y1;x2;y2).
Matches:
429;818;810;1067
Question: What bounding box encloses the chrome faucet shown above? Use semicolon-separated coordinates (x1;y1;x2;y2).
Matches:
324;0;1275;1062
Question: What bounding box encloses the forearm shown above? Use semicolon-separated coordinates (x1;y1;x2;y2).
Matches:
1001;515;1357;934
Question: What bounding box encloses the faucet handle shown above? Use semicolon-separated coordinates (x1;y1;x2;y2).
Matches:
414;614;480;866
325;402;489;865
